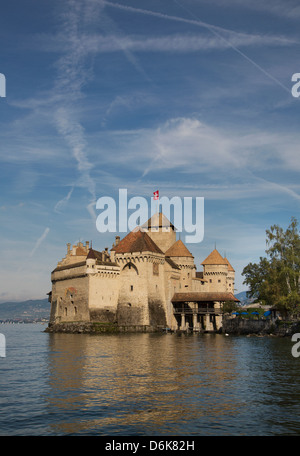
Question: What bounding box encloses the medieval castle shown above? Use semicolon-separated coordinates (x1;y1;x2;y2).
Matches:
47;212;238;332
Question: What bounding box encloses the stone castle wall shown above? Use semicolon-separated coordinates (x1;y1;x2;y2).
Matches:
48;218;236;333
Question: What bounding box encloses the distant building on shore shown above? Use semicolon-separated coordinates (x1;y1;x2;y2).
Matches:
47;212;239;332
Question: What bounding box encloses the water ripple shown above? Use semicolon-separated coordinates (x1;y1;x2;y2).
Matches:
0;325;300;435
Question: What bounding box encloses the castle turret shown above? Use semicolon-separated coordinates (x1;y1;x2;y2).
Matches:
165;240;195;290
224;257;235;294
201;249;228;292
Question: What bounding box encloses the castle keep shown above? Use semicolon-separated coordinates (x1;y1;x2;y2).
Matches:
47;213;238;332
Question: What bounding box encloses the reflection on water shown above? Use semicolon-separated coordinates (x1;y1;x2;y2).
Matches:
1;324;300;435
44;332;300;436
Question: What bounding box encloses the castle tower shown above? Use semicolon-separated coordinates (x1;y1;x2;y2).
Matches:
165;239;196;290
201;249;228;292
111;228;167;329
224;257;235;294
141;212;176;253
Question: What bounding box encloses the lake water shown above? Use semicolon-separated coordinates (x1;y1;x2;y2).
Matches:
0;323;300;436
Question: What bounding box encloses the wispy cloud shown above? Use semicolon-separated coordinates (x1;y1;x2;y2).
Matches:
93;116;300;205
196;0;300;20
129;117;299;176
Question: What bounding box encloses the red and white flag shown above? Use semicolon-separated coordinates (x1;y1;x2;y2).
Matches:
153;190;159;200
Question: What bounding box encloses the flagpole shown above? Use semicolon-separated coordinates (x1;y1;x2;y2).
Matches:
153;190;159;214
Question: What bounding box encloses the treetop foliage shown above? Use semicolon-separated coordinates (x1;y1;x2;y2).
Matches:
242;217;300;315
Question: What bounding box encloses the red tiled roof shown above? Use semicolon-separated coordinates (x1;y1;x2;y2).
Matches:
75;246;88;256
165;240;193;257
201;249;227;265
111;229;163;254
224;257;235;272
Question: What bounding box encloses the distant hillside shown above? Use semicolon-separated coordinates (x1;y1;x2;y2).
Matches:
0;298;50;321
235;290;254;306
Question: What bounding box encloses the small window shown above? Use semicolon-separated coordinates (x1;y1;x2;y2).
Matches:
209;279;212;283
218;279;221;283
74;306;77;315
64;307;68;316
130;285;133;291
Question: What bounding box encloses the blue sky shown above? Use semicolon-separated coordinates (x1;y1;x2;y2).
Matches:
0;0;300;302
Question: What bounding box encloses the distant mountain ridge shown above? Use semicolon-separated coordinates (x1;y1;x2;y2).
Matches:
0;298;50;321
235;290;254;306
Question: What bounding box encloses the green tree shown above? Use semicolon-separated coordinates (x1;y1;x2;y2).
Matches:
222;300;239;314
242;217;300;316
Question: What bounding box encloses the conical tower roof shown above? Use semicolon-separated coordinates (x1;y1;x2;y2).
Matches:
224;257;235;272
201;249;227;265
141;212;175;230
165;240;193;257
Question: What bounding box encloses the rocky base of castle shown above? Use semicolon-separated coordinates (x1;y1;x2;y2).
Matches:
44;321;164;334
222;317;300;337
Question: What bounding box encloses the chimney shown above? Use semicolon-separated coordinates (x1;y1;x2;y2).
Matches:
67;243;71;254
86;241;90;250
115;236;120;246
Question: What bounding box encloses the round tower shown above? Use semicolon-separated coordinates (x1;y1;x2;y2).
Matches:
165;239;196;290
201;249;228;292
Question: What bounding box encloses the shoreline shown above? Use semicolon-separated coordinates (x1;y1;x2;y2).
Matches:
44;318;300;337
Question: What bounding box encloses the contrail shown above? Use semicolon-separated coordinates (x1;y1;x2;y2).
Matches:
30;227;50;257
103;0;291;94
54;186;74;213
53;0;98;213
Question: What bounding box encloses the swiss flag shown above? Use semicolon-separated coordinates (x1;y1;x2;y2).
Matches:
153;190;159;200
